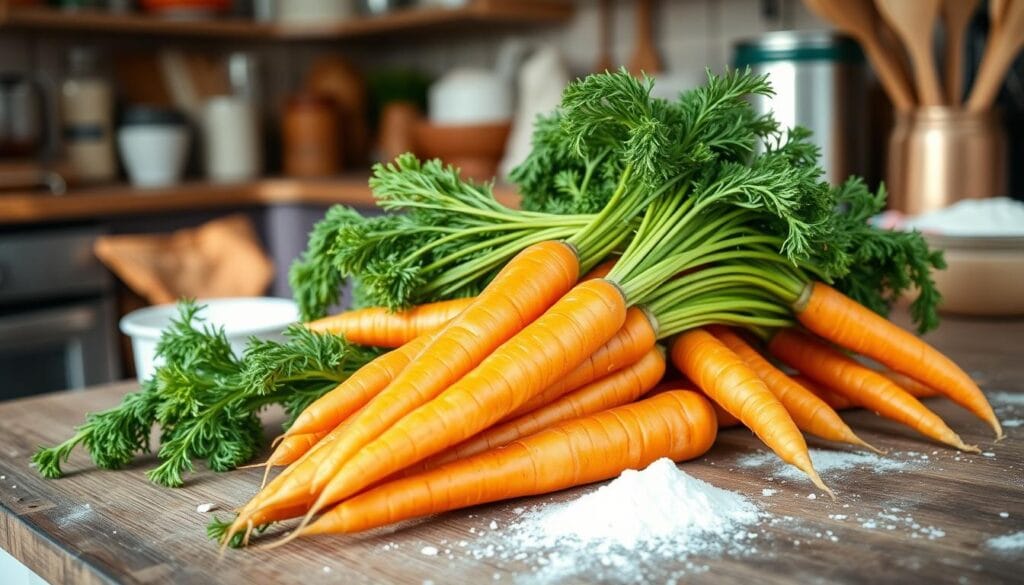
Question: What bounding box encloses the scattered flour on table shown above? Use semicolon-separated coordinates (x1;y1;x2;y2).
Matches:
736;449;912;481
493;458;763;583
847;506;946;540
986;531;1024;554
989;392;1024;408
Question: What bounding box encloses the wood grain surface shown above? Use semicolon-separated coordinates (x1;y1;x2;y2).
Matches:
0;314;1022;585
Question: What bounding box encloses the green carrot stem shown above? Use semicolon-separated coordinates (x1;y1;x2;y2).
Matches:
403;218;591;265
618;236;792;304
662;313;794;335
421;226;579;297
418;226;577;274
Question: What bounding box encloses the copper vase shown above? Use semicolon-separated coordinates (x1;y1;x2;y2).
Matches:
886;108;1007;215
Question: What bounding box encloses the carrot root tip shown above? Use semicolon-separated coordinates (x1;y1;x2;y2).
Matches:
803;466;836;502
960;442;982;454
992;423;1005;442
217;531;233;556
242;520;255;547
259;461;274;490
261;504;320;550
258;528;301;551
853;436;887;456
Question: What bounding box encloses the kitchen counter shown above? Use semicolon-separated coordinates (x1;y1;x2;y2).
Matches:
0;314;1022;584
0;178;521;226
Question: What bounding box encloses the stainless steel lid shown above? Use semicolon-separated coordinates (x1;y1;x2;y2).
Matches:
734;30;864;65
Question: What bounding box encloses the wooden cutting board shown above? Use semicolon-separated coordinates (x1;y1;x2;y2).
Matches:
0;313;1022;584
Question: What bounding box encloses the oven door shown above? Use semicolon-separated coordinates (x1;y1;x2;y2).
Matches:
0;297;119;400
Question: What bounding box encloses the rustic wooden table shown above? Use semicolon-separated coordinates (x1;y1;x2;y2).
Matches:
1;314;1022;585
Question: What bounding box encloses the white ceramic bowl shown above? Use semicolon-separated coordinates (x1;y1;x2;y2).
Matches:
925;234;1024;316
120;297;299;382
428;68;513;125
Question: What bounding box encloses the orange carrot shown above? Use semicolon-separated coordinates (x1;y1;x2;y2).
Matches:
769;328;979;452
285;332;434;438
238;503;310;546
792;375;858;411
671;328;833;496
582;257;617;281
502;307;657;420
257;430;327;490
295;390;717;537
710;398;741;428
298;241;581;498
880;370;942;400
297;278;628;529
305;298;472;347
411;346;666;472
264;430;329;471
708;326;880;453
797;372;939;411
234;243;582;542
225;420;351;542
795;282;1001;438
303;258;616;348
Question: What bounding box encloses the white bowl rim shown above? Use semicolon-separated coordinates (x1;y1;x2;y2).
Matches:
120;297;299;340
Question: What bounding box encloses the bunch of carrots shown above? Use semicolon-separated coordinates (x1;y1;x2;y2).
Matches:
209;70;1001;548
216;259;998;546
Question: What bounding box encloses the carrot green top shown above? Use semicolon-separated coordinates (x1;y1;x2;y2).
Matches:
290;69;781;318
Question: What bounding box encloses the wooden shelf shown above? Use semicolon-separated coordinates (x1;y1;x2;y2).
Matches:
0;177;521;225
0;1;573;41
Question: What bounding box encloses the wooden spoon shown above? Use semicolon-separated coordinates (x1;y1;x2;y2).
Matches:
990;0;1008;30
877;14;917;102
595;0;614;73
802;0;915;110
942;0;980;105
875;0;945;106
966;0;1024;111
628;0;662;76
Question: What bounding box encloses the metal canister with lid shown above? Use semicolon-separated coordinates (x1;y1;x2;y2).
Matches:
734;31;866;185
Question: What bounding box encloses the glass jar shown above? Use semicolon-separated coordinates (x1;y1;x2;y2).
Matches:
61;47;117;184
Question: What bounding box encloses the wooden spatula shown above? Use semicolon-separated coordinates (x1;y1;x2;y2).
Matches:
628;0;662;76
803;0;916;109
875;0;945;106
966;0;1024;111
942;0;980;105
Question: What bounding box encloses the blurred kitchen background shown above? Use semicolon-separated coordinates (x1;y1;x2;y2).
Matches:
0;0;1021;399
